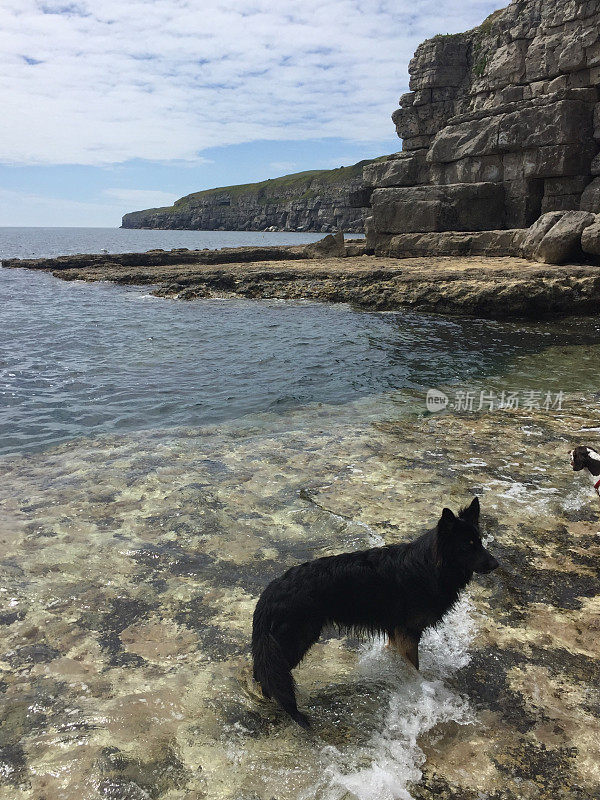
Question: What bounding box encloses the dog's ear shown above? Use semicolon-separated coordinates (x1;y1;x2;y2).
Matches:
438;507;456;534
460;497;480;524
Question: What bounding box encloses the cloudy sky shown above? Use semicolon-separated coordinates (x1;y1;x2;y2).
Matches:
1;0;501;226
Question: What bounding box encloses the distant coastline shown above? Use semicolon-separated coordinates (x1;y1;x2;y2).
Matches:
121;159;383;234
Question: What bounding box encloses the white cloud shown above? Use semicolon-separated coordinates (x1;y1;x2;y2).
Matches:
0;187;122;226
0;186;182;226
103;188;179;207
1;0;501;166
268;162;297;174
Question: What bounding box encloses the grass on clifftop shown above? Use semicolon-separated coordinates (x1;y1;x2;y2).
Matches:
125;157;385;217
430;6;505;44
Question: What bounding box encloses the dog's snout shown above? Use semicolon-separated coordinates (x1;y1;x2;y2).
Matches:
486;555;499;572
475;551;499;574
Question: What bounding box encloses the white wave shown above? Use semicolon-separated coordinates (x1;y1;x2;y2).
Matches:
348;518;385;548
561;487;593;512
126;292;163;300
494;480;559;504
309;595;477;800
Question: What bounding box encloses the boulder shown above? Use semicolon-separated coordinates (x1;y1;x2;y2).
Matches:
303;232;346;259
534;211;595;264
520;212;567;259
580;177;600;212
581;217;600;256
363;153;428;188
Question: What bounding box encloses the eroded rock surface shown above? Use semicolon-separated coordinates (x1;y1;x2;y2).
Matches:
534;211;596;264
366;0;600;255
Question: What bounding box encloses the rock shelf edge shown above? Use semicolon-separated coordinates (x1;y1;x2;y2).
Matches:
4;232;600;320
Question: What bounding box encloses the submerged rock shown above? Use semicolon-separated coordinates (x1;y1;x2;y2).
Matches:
1;373;600;798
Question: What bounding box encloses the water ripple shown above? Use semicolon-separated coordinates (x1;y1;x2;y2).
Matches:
2;266;600;456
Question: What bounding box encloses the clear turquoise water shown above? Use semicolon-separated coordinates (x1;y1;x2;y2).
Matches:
2;229;600;800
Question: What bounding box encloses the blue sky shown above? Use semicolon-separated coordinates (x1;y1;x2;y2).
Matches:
1;0;502;226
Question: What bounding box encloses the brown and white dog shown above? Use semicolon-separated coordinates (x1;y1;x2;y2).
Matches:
570;446;600;496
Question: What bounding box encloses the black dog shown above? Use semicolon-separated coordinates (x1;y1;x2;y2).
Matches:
252;497;498;728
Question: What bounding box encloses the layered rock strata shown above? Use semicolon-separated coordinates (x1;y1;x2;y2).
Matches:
365;0;600;253
122;161;378;233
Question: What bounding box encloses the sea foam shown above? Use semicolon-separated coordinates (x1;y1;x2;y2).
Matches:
306;595;477;800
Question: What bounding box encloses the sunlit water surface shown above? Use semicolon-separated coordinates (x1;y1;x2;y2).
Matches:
0;227;342;261
1;252;600;799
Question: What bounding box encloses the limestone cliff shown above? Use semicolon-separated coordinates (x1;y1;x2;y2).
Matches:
122;160;380;233
366;0;600;253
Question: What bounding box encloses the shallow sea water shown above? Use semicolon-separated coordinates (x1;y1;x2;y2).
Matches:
5;267;593;456
3;391;600;798
1;262;600;799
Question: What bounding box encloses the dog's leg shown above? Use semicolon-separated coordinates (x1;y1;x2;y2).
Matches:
388;630;419;671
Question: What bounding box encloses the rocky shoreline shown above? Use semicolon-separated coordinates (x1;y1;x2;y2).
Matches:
4;389;600;800
4;235;600;319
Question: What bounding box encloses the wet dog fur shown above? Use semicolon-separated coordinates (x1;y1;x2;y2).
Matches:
251;497;498;728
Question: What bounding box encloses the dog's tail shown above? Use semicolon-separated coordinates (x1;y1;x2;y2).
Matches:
252;614;311;730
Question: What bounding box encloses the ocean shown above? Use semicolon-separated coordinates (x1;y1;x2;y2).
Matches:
1;227;600;800
0;226;338;261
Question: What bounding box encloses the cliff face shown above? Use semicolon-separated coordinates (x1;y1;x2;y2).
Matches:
366;0;600;250
122;160;379;233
